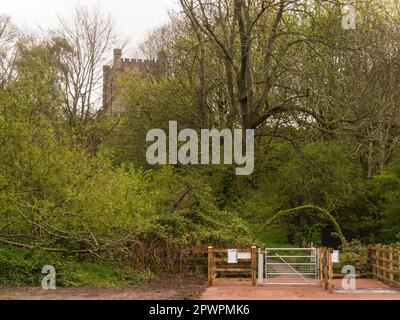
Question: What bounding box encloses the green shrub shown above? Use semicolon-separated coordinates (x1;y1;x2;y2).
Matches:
0;247;150;287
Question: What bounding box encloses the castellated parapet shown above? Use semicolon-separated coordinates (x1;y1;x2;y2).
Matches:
103;48;166;116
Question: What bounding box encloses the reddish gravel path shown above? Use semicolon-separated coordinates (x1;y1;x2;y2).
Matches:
201;279;400;300
2;277;399;300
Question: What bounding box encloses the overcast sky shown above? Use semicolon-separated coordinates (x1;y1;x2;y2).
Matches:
1;0;177;55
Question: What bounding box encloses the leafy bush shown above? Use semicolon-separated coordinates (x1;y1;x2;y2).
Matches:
0;247;150;287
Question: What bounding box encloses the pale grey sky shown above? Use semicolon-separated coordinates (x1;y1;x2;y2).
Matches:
1;0;177;53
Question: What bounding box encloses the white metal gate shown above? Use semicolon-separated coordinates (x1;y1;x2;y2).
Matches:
262;247;319;285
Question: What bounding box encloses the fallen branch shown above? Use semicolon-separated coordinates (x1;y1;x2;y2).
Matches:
256;204;347;246
0;237;98;253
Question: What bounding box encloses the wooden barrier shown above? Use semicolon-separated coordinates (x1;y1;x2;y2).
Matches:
320;245;400;292
320;247;370;292
370;246;400;287
328;249;333;292
206;245;400;290
208;246;214;286
332;248;372;280
207;246;257;286
319;247;333;292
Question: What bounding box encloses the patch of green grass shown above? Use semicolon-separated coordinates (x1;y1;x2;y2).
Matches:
0;246;64;286
0;246;151;287
63;262;151;288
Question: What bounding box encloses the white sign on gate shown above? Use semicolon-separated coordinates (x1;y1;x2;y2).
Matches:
227;249;238;264
332;250;340;263
238;252;251;260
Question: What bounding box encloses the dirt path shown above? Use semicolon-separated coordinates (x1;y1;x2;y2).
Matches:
201;279;400;300
3;277;400;300
0;276;206;300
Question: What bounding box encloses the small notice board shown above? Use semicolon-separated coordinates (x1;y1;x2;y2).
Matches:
227;249;238;264
227;249;252;263
332;250;340;263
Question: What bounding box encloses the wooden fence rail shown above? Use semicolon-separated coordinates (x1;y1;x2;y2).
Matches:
208;246;257;286
370;246;400;287
319;247;333;292
320;245;400;291
205;244;400;291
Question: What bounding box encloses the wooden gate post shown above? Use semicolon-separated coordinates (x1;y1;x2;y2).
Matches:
319;248;323;286
208;246;214;286
383;247;386;284
251;246;257;286
328;248;333;293
389;247;394;287
323;248;329;290
367;245;373;279
371;246;377;280
379;247;383;283
398;250;400;288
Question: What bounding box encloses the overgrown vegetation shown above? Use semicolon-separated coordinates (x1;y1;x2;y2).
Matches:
1;0;400;286
0;247;150;287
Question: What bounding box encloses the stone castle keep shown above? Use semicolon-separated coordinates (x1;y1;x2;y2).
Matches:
103;49;166;116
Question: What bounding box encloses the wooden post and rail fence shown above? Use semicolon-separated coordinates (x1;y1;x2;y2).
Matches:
319;245;400;292
206;245;400;291
207;246;257;287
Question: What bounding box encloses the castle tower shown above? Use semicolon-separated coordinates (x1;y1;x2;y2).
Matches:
113;48;122;69
102;48;167;117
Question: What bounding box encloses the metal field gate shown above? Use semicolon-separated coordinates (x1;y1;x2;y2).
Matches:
262;248;319;285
